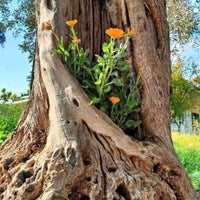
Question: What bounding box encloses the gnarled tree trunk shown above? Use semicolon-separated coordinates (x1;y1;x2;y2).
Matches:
0;0;199;199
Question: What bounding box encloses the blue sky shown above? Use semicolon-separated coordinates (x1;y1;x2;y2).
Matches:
0;31;31;95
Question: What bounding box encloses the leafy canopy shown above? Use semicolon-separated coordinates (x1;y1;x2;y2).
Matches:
167;0;200;52
171;57;200;124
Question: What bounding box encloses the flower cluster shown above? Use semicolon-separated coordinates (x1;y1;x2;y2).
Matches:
51;19;141;131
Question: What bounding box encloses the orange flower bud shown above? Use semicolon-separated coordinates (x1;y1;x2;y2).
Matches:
126;28;135;37
72;36;81;44
66;19;78;27
138;66;144;73
109;96;120;105
42;21;52;31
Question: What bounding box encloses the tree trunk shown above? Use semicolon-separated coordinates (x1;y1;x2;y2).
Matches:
0;0;199;199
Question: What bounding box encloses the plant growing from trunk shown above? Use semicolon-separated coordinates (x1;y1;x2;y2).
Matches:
53;20;141;131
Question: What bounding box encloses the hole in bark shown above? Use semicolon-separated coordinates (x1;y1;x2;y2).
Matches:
94;177;98;184
83;156;91;166
86;177;91;182
13;191;17;196
22;156;29;162
108;167;117;173
46;0;53;10
0;186;4;193
116;184;131;200
25;184;35;193
80;196;90;200
67;148;77;167
73;98;79;107
24;170;33;179
52;149;61;159
16;170;33;187
43;68;46;71
3;157;14;170
153;163;160;173
17;171;26;183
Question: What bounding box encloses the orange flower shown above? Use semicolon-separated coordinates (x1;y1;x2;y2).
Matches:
109;96;120;105
126;28;135;36
105;28;125;39
66;19;78;27
138;66;144;73
125;58;132;65
72;36;81;44
42;21;52;31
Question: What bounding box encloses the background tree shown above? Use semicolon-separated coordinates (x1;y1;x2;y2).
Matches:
0;88;12;102
0;26;6;46
0;0;10;46
0;0;35;61
0;1;199;200
167;0;200;52
171;58;200;130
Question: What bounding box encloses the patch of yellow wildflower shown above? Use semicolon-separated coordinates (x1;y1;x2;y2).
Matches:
172;132;200;149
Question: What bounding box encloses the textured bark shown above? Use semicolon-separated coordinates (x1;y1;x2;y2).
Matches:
0;0;199;200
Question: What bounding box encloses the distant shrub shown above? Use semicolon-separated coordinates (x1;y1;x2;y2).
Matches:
172;132;200;192
0;103;25;145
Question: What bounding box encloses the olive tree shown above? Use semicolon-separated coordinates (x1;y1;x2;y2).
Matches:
0;1;199;199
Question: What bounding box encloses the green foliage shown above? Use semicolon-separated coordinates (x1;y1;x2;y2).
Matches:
0;102;25;145
0;0;10;46
0;88;12;102
0;88;22;102
54;22;140;131
167;0;200;51
0;0;35;60
171;58;200;125
172;132;200;192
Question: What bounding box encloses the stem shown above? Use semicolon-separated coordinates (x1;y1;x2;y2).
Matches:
98;38;115;98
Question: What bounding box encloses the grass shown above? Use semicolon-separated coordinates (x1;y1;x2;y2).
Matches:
0;102;26;145
172;132;200;192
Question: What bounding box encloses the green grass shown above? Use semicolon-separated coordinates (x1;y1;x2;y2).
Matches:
0;102;26;145
172;132;200;192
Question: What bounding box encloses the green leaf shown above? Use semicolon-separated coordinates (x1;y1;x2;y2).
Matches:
111;71;119;78
93;65;101;73
112;78;123;86
54;49;62;55
102;43;109;53
90;97;101;105
118;61;129;71
125;120;141;129
64;50;69;57
58;38;65;52
95;73;104;85
96;55;105;66
103;85;111;93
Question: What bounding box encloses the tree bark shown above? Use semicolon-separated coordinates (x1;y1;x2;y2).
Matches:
0;0;199;199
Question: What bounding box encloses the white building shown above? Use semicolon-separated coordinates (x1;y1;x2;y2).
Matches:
171;111;200;134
